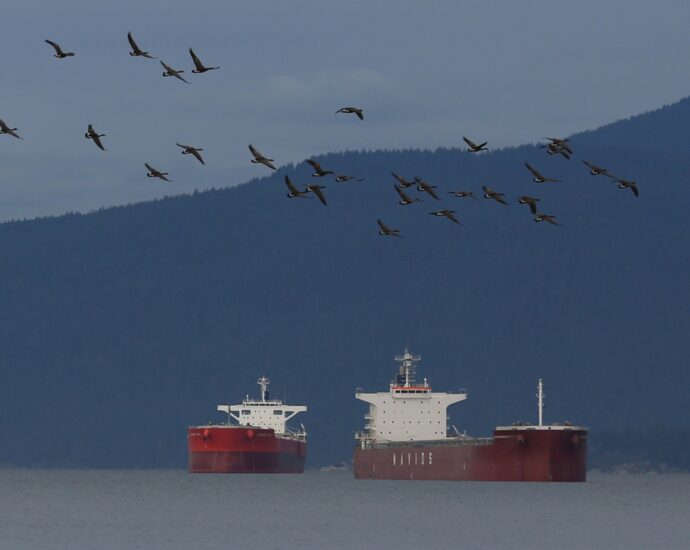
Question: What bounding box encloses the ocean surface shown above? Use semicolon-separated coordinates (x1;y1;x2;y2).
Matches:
1;469;689;550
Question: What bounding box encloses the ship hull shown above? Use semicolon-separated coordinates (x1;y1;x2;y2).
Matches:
354;427;587;482
188;426;306;473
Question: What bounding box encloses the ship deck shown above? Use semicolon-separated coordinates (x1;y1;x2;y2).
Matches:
360;436;494;449
494;425;587;431
358;424;588;449
188;424;306;443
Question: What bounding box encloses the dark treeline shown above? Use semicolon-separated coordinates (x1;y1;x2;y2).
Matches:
0;98;689;469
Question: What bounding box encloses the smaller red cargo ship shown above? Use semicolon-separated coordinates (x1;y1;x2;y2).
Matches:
354;349;587;482
188;376;307;473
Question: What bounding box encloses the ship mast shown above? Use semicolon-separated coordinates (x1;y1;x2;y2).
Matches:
258;376;270;402
394;348;421;387
537;378;544;427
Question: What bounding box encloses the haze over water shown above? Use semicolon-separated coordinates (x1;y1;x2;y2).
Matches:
1;470;689;549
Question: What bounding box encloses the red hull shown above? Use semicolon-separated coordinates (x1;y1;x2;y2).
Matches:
188;426;306;473
354;427;587;482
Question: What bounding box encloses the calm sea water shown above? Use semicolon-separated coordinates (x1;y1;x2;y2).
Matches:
1;469;689;550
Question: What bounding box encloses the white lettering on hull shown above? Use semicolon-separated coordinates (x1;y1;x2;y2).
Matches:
391;451;433;466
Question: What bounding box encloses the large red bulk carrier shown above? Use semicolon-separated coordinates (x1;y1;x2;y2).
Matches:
188;377;307;473
354;349;587;482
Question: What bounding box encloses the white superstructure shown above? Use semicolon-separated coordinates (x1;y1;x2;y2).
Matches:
217;376;307;436
355;349;467;442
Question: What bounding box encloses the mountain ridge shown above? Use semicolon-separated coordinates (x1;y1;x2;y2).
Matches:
0;97;688;469
5;95;690;228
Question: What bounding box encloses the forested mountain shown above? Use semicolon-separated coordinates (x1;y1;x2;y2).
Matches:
1;98;689;469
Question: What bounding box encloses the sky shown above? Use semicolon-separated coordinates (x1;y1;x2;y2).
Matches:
2;0;690;221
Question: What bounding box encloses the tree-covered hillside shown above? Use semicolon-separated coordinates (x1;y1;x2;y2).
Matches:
1;98;689;469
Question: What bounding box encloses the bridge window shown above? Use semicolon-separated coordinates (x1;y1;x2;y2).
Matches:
273;410;283;415
241;410;251;415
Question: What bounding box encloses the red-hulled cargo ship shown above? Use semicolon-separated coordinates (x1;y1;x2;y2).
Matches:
354;349;587;482
188;376;307;473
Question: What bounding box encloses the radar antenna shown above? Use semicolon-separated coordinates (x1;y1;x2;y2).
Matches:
258;376;270;402
394;348;421;387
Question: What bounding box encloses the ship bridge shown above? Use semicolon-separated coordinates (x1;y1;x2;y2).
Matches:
356;349;467;442
218;377;306;435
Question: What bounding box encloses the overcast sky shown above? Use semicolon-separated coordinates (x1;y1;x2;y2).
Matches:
2;0;690;221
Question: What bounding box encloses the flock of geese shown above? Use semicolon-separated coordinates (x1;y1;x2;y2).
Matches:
267;134;639;238
0;34;640;238
2;34;221;184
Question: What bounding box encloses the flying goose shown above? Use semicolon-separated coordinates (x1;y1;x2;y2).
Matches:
45;39;74;58
145;163;171;182
335;107;364;120
525;162;560;183
518;195;540;215
391;172;415;188
448;191;478;200
305;184;327;205
377;219;401;237
305;159;333;177
0;118;22;139
127;32;156;59
463;136;488;152
249;144;277;170
540;139;571;159
176;143;205;165
543;137;573;155
160;61;189;83
334;174;364;183
394;184;422;205
615;179;639;197
189;48;219;73
482;185;507;205
543;143;571;159
544;136;570;146
582;160;616;178
416;178;440;200
534;213;562;226
85;124;106;151
284;175;310;198
430;210;461;225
